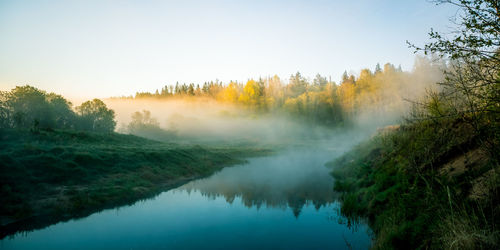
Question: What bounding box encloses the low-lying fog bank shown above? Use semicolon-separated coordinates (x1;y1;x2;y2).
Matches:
105;97;404;146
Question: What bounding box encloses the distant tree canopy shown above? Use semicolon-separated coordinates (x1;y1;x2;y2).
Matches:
0;85;116;132
120;56;443;126
128;110;159;132
126;110;175;140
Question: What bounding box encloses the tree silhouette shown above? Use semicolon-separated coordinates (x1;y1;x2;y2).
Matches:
76;99;116;132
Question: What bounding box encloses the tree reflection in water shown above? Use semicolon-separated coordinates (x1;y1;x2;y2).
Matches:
180;149;337;218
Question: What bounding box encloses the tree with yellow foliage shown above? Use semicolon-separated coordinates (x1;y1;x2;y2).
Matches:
217;81;240;103
238;79;263;109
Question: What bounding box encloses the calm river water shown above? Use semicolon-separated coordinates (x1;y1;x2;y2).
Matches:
1;145;372;249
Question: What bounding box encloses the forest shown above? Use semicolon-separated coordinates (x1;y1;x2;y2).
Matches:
116;59;442;128
0;56;443;145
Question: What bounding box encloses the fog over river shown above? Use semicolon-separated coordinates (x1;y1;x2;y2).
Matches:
1;138;373;249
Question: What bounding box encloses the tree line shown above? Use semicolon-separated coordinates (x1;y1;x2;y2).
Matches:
1;56;444;134
0;86;116;132
119;58;443;126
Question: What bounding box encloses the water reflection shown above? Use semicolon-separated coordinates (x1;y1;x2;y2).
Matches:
0;147;372;250
180;149;337;218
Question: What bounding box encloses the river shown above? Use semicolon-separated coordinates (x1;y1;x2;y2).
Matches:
1;144;372;249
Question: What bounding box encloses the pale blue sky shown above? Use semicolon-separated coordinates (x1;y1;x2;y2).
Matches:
0;0;457;100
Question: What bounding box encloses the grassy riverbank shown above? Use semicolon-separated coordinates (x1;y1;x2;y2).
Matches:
0;128;270;238
329;119;499;249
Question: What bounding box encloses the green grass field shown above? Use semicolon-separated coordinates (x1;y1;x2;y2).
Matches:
0;128;270;237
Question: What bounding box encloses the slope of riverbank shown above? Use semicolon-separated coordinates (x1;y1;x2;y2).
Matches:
0;129;270;238
329;119;499;249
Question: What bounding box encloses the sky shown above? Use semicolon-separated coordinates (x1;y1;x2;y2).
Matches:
0;0;458;101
